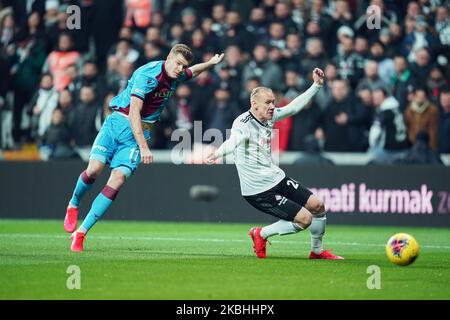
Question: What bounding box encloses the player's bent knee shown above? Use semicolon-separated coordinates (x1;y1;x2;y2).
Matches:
108;169;127;189
86;160;104;179
307;196;325;215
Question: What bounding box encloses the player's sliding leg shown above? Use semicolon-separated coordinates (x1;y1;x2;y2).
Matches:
305;195;344;260
71;167;130;252
64;160;104;233
250;208;312;258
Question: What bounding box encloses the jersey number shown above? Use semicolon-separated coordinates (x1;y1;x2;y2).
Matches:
130;148;140;163
287;180;299;189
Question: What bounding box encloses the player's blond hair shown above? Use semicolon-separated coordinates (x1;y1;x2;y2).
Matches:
250;87;273;104
169;44;194;63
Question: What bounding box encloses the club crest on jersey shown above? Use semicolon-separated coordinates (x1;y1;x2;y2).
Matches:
390;238;408;257
275;195;287;206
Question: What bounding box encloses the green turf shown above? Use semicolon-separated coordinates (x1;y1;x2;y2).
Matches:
0;219;449;300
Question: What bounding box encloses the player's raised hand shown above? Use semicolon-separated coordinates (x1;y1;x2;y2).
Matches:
209;53;225;65
312;68;325;86
140;147;153;164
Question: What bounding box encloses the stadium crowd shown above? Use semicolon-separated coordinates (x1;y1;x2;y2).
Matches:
0;0;449;164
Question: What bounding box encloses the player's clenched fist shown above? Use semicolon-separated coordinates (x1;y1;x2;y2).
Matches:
312;68;325;86
140;148;153;164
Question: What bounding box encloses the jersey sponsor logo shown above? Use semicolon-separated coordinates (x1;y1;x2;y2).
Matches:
154;90;174;98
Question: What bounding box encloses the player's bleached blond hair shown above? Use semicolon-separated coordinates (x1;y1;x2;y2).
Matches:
250;87;273;104
169;44;194;63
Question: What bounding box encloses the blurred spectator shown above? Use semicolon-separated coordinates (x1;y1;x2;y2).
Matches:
404;87;439;151
246;7;269;43
190;70;216;121
112;38;140;64
67;86;101;161
402;16;438;60
355;60;384;94
266;22;286;50
368;41;394;87
438;88;450;154
435;5;450;48
40;108;75;160
180;7;198;44
319;79;367;152
219;10;253;53
80;60;106;102
91;0;124;70
288;96;322;152
65;64;82;99
205;87;241;138
369;88;409;164
210;3;227;38
410;48;434;86
43;32;80;92
124;0;159;32
273;1;298;34
390;55;418;112
10;29;47;142
427;66;449;104
282;33;304;68
333;33;364;88
354;35;369;59
56;89;74;119
28;73;59;141
284;68;306;101
396;131;442;165
294;135;334;165
301;38;327;77
242;43;284;92
167;23;183;46
139;40;165;65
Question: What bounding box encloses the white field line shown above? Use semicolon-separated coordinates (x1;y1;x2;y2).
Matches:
0;233;449;250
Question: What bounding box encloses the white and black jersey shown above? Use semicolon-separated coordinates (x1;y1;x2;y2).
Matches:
215;83;322;196
230;111;285;196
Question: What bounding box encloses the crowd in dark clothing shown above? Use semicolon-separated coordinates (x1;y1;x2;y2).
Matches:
0;0;449;164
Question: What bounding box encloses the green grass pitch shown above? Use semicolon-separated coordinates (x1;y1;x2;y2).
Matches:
1;219;449;299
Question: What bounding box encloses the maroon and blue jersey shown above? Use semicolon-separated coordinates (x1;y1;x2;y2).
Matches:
109;60;193;123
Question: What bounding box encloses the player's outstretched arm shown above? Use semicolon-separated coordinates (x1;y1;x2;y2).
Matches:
205;128;247;164
129;96;153;164
189;53;225;78
272;68;324;122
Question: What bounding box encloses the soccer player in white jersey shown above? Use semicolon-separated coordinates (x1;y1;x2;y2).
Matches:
206;68;343;260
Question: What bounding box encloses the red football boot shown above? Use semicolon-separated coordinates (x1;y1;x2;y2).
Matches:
249;227;268;259
309;249;344;260
70;231;85;252
64;207;78;233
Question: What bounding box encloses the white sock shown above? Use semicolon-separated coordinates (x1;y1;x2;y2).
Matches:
260;220;303;239
310;212;326;254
